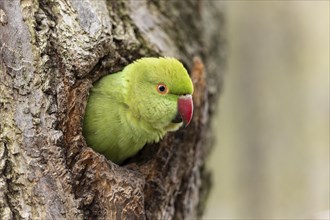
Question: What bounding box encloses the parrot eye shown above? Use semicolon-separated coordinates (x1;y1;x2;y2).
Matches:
156;83;168;94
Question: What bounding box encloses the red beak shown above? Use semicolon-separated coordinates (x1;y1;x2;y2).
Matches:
178;95;193;127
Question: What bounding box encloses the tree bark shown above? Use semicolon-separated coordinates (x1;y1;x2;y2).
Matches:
0;0;225;219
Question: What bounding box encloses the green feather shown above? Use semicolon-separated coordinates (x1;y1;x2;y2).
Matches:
83;57;193;164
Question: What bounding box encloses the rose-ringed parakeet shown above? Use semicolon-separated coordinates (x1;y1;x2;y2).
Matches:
83;57;194;164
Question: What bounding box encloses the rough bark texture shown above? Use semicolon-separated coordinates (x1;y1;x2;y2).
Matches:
0;0;225;219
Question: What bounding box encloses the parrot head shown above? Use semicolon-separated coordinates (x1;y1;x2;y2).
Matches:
125;57;194;132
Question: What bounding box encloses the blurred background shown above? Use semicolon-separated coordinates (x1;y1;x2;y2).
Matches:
204;1;329;219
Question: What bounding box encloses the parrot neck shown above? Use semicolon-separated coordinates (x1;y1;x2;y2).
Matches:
124;108;167;143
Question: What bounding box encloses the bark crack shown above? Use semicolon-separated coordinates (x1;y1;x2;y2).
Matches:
1;141;14;219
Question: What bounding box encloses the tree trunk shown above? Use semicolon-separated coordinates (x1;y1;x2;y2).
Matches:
0;0;225;219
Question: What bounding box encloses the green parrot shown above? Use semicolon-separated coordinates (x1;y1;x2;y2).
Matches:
83;57;194;164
